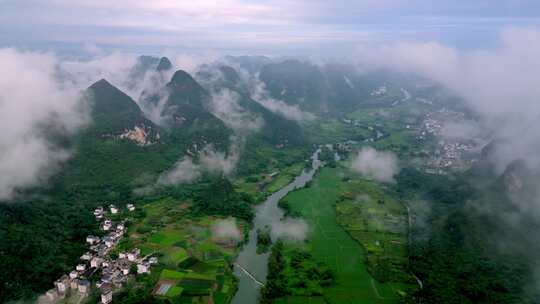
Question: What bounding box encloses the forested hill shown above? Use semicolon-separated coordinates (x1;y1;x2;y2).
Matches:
0;61;312;302
0;75;233;301
195;64;306;146
395;152;540;303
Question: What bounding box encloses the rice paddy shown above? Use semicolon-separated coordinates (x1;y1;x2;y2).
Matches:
278;166;415;303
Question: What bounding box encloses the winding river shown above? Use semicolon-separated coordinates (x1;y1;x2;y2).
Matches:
231;148;323;304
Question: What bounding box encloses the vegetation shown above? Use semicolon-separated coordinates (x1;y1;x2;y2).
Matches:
394;167;534;303
276;167;413;303
256;226;272;254
335;176;412;284
261;241;334;303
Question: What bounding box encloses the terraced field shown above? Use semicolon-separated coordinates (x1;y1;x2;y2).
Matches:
280;167;413;304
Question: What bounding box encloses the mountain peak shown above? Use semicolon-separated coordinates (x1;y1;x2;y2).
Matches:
90;78;113;89
156;57;172;71
87;78;141;116
219;65;240;84
165;70;208;108
170;70;195;84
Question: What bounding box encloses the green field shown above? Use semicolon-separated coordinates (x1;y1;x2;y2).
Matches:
335;175;412;283
117;197;242;303
281;167;412;303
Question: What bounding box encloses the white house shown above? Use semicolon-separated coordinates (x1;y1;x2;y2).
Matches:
91;257;103;268
78;280;91;294
104;237;114;248
110;205;118;214
86;235;100;245
119;262;130;275
127;203;135;212
136;263;150;274
116;223;125;231
94;207;104;216
80;252;92;260
102;220;112;231
127;249;140;261
101;284;113;304
69;271;78;279
118;252;127;259
55;275;69;295
76;264;86;272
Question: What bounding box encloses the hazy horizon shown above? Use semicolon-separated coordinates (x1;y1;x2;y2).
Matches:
2;0;540;56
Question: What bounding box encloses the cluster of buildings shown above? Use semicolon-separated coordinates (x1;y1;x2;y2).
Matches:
419;108;466;139
40;203;158;304
425;141;476;174
370;85;388;96
419;109;478;174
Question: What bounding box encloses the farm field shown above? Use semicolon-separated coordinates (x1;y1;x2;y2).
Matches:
235;161;307;200
116;197;243;303
335;176;413;284
280;166;414;304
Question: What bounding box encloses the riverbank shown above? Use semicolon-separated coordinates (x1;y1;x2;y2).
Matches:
231;149;322;304
269;165;416;303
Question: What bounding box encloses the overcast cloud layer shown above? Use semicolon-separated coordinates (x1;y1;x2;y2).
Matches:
2;1;540;55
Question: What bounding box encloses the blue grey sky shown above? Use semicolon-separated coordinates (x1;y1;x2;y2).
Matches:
1;0;540;55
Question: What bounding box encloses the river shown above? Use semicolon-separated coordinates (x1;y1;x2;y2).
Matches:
231;148;323;304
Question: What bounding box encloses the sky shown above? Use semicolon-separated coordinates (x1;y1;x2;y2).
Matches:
2;0;540;56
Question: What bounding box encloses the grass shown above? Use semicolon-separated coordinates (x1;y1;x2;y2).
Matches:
281;166;412;303
162;247;189;265
166;286;184;297
274;296;328;303
148;229;185;246
160;269;186;280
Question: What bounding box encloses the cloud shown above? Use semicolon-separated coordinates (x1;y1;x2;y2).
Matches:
350;147;399;183
155;138;241;187
59;52;138;90
248;75;315;121
358;27;540;172
271;218;309;242
207;88;265;133
0;48;88;200
357;27;540;290
199;143;241;176
157;157;201;186
212;218;242;241
440;120;485;142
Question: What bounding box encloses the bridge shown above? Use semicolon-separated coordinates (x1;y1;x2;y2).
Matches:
234;263;265;287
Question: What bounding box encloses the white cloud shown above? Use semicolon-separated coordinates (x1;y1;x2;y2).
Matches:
199;143;241;176
60;52;138;90
271;218;309;242
157;157;201;186
350;147;399;183
248;75;315;121
212;218;242;241
0;48;88;200
156;138;241;187
207;88;264;133
358;27;540;171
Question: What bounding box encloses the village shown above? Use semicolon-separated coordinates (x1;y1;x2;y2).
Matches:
38;203;158;304
419;108;478;174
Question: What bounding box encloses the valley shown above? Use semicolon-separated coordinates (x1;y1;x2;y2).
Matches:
0;55;533;304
